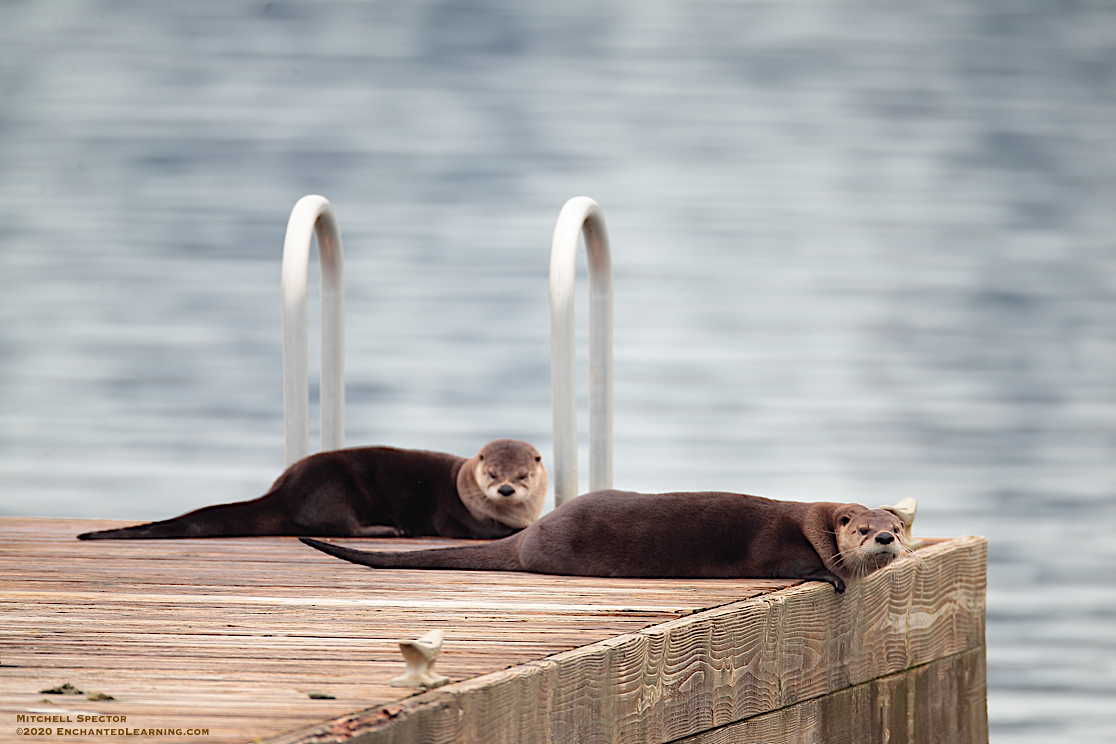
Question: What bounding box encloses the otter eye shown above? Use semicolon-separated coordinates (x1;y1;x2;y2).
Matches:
858;527;869;535
840;516;850;526
893;527;901;534
535;456;541;462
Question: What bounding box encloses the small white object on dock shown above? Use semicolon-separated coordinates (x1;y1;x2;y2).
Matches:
881;497;925;549
390;629;450;689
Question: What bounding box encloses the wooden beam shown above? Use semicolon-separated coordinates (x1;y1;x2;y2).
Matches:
269;535;987;744
0;518;797;743
671;647;987;744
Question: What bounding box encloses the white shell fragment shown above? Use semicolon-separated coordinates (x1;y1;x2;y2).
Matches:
389;629;450;689
880;497;925;549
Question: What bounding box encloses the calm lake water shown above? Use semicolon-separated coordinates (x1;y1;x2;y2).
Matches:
2;1;1115;741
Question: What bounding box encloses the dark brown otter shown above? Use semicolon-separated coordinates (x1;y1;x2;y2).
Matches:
300;490;908;592
77;439;547;540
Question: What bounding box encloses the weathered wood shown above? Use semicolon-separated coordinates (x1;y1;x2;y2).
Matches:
0;518;795;744
0;519;985;744
670;647;988;744
267;535;987;744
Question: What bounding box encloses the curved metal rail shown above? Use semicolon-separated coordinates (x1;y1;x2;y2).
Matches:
281;195;345;466
549;196;613;506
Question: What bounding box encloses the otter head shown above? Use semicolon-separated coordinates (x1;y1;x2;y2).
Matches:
457;439;548;529
832;504;907;583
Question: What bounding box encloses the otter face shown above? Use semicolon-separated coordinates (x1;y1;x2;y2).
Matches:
473;441;546;504
458;439;548;529
833;505;907;579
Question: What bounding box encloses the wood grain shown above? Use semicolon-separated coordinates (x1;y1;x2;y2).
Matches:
268;535;987;744
0;518;795;744
1;519;984;744
670;647;988;744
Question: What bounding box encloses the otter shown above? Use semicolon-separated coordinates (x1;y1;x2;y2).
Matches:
300;490;908;592
77;439;547;540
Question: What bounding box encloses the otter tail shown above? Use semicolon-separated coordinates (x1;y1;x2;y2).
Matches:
77;515;224;540
77;521;180;540
77;499;286;540
300;536;524;572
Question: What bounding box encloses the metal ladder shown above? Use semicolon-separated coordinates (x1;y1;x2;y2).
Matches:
279;195;613;505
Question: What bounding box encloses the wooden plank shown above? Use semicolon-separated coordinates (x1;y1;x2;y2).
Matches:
0;518;796;744
1;520;984;744
670;646;988;744
267;535;987;744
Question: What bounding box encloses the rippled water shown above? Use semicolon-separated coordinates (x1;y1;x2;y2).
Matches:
2;2;1115;741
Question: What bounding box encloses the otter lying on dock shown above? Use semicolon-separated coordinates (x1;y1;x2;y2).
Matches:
301;490;909;592
78;439;547;540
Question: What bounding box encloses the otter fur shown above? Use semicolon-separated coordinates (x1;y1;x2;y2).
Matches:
78;439;547;540
301;490;908;592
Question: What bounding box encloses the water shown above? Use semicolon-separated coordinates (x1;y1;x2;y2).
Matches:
2;1;1115;741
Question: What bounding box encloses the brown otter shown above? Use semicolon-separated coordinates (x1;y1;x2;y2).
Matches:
77;439;547;540
300;490;908;592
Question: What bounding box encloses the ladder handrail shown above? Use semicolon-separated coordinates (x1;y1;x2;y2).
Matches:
281;195;345;466
549;196;613;506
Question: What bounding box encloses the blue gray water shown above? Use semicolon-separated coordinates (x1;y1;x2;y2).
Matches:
2;1;1114;741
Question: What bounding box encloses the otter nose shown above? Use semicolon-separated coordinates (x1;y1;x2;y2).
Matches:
875;532;895;545
497;485;515;497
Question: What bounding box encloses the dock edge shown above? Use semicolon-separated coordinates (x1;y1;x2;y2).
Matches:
266;535;987;744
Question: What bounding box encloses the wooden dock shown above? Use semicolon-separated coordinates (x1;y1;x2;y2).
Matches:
0;518;986;743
